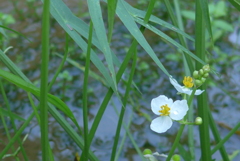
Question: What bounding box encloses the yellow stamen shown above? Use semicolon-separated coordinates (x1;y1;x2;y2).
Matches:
183;76;193;88
159;104;171;116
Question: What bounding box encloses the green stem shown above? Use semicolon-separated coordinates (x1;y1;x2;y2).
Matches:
163;0;194;72
0;80;28;160
48;33;69;92
110;0;156;160
0;112;35;159
81;21;93;161
195;0;211;160
211;122;240;155
110;47;137;161
40;0;50;160
166;89;197;161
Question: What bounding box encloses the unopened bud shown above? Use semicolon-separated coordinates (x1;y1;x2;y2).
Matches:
193;71;199;79
195;79;202;86
203;73;209;78
172;154;181;161
199;69;204;75
203;64;210;73
143;149;152;155
195;117;202;125
201;77;206;83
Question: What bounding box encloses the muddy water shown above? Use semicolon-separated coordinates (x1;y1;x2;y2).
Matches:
0;0;240;161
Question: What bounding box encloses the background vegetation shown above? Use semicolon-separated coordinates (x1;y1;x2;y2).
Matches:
0;0;240;160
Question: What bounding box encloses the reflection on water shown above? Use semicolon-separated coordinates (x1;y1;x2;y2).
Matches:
0;0;240;161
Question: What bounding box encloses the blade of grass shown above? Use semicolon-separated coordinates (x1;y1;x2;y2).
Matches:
0;108;25;121
117;0;169;76
0;80;28;160
0;50;98;160
0;69;79;127
81;21;93;161
111;0;156;159
110;40;137;161
133;17;205;65
107;0;118;42
177;144;191;161
83;36;134;156
172;0;195;158
27;93;55;161
54;53;107;86
199;0;213;43
112;101;145;160
83;2;154;155
88;0;117;91
187;103;195;161
48;0;141;98
162;0;194;73
48;0;118;96
228;0;240;11
48;33;69;91
0;25;31;42
40;0;50;159
113;107;133;161
207;106;229;160
122;2;194;42
211;121;240;155
195;1;211;160
0;112;35;159
166;88;196;161
0;106;16;158
172;0;191;74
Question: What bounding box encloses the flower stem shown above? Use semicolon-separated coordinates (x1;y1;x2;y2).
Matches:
166;124;185;161
166;88;197;160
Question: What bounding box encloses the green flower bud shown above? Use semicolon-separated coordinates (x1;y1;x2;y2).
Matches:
172;154;181;161
195;79;202;86
199;69;204;76
143;149;152;155
195;117;202;125
201;77;206;83
203;64;210;73
193;71;199;79
203;73;209;78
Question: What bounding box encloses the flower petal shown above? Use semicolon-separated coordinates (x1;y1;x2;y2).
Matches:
169;76;183;91
170;76;204;95
151;95;173;115
150;116;172;133
170;100;188;120
195;89;205;95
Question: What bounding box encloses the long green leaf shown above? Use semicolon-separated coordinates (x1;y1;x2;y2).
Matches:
199;0;213;42
0;69;74;120
228;0;240;11
123;2;194;42
81;21;93;161
88;0;117;91
134;17;205;65
0;51;98;160
195;1;211;160
41;0;50;159
47;0;117;93
107;0;118;42
162;0;194;73
54;53;107;86
0;25;31;42
0;108;25;121
116;0;169;76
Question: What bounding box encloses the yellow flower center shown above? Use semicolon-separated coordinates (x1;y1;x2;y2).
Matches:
183;76;193;88
159;104;171;116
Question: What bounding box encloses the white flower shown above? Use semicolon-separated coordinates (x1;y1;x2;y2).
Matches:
169;76;204;95
150;95;188;133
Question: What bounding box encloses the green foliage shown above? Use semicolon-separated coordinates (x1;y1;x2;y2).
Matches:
0;0;239;161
